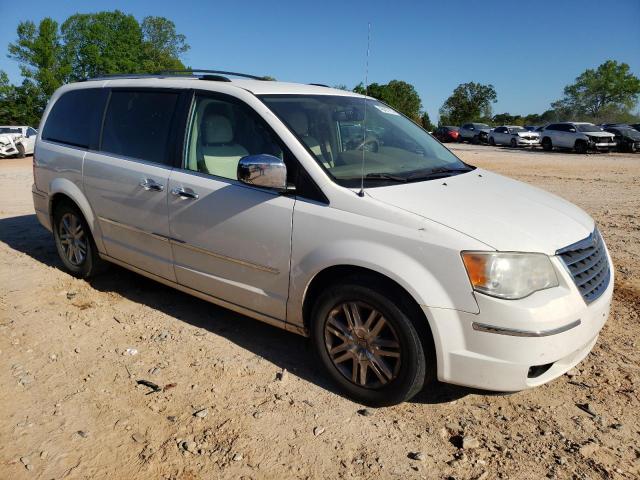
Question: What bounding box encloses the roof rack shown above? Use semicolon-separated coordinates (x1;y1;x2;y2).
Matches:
87;69;269;82
159;69;268;80
308;83;330;88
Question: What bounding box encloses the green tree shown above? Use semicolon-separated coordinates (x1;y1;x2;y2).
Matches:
0;71;42;125
420;111;435;131
554;60;640;119
140;16;189;72
353;80;422;120
61;11;146;80
439;82;497;125
4;10;190;125
7;18;70;103
492;112;523;125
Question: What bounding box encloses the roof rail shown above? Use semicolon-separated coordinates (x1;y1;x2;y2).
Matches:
159;69;268;80
87;69;268;82
309;83;330;88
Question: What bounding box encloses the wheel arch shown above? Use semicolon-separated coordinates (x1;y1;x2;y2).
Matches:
49;178;105;253
300;264;437;364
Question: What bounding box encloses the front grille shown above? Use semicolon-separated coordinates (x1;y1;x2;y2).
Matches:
557;229;610;304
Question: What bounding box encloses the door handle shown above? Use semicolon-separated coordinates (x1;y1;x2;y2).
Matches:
171;186;199;200
139;178;165;192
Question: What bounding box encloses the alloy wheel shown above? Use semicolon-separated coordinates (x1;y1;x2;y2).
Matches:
58;212;87;266
324;301;402;388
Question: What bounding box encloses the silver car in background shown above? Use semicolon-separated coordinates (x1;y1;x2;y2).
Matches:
489;126;540;148
458;123;491;144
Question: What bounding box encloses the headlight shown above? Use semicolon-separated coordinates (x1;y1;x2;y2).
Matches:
461;252;558;299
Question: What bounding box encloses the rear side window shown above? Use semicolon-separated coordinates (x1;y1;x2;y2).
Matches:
42;89;104;148
101;90;179;165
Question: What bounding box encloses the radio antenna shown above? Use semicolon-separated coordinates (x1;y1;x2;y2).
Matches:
357;22;371;198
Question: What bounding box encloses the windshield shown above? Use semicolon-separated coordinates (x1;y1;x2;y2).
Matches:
0;127;21;134
618;128;640;139
472;123;490;129
259;95;471;187
509;127;527;132
575;124;602;133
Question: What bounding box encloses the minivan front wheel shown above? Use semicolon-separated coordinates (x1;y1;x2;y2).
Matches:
53;202;104;278
311;282;427;406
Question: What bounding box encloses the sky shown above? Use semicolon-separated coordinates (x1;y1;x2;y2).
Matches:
1;0;639;121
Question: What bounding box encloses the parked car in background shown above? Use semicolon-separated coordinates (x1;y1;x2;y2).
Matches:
0;125;38;158
433;126;460;143
539;122;616;153
32;72;613;406
604;126;640;152
629;123;640;132
488;125;540;148
459;123;491;144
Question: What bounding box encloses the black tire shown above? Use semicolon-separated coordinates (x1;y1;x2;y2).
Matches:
53;201;105;278
311;279;428;407
574;140;588;154
510;138;517;148
488;137;495;146
471;135;479;145
542;137;552;151
16;143;25;158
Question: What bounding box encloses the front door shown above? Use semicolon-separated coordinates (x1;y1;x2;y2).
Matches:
84;89;181;281
167;92;295;320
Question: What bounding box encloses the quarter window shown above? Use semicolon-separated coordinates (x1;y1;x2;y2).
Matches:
101;90;178;165
184;94;284;180
42;89;104;148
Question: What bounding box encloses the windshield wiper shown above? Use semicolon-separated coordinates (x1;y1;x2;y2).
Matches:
405;167;472;181
364;172;407;182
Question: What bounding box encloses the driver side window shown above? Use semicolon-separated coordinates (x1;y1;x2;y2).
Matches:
184;94;284;180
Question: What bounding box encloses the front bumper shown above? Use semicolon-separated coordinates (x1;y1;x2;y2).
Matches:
516;138;540;146
589;141;616;151
0;143;19;158
424;253;613;391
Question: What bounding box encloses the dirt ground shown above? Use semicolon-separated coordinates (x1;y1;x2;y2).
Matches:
1;145;639;480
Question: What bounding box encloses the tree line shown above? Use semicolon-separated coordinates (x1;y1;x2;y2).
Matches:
1;10;639;129
0;11;189;126
347;60;639;129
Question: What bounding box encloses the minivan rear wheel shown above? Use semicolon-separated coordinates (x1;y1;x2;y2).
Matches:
53;201;104;278
311;281;427;406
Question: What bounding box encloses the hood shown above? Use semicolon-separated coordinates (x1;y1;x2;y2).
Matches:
584;131;614;138
366;169;594;254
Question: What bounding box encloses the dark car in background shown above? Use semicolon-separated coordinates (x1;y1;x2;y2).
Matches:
604;126;640;152
459;123;491;144
433;126;460;143
629;124;640;132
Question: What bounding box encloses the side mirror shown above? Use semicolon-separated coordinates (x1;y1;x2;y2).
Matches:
237;154;288;191
568;128;576;132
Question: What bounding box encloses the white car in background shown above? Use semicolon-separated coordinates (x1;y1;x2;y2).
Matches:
488;126;540;148
540;122;616;153
0;126;38;158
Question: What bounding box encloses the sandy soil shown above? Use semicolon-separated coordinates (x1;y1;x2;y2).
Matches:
1;146;639;480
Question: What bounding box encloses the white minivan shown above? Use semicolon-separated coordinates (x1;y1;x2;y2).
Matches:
32;71;613;406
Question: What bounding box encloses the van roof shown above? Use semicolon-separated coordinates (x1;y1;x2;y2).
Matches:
77;76;362;97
